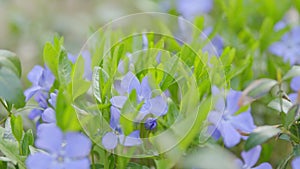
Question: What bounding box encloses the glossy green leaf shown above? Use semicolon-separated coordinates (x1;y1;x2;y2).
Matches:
58;49;72;86
0;125;25;169
245;125;281;151
0;67;25;108
72;56;90;101
93;67;110;103
284;104;300;129
21;129;34;156
0;50;21;77
267;98;292;114
10;115;23;142
283;66;300;80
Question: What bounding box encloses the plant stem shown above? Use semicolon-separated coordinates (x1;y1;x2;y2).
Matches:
91;150;96;169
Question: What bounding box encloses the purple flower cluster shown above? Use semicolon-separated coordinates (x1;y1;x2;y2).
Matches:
24;65;56;123
102;72;168;149
269;26;300;65
235;146;272;169
208;87;256;147
26;124;91;169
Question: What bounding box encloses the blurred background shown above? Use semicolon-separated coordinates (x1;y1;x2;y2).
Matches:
0;0;163;76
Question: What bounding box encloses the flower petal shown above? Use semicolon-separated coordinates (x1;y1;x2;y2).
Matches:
65;158;90;169
291;77;300;92
289;93;298;104
241;145;262;168
208;110;222;125
35;124;63;154
28;109;43;120
102;132;118;150
149;96;168;116
26;153;52;169
42;108;56;123
226;89;242;115
120;130;142;146
141;76;152;99
219;121;241;147
292;157;300;169
253;162;272;169
110;106;121;130
121;72;141;95
231;110;256;133
65;132;92;158
110;96;128;108
27;65;43;85
24;86;42;101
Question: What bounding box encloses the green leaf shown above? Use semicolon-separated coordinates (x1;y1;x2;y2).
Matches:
0;160;7;169
267;98;293;114
72;56;90;101
0;126;26;169
240;79;277;105
284;104;300;129
10;115;23;142
245;125;281;151
93;67;110;103
126;162;150;169
0;50;22;77
283;66;300;80
294;144;300;156
58;49;72;86
21;129;34;156
43;36;64;77
0;67;25;108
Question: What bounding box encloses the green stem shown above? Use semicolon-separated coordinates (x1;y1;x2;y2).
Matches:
91;150;96;169
18;141;23;155
0;116;7;125
104;151;110;169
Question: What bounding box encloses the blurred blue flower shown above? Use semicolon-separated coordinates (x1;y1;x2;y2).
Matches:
68;51;92;81
144;118;157;130
102;107;142;150
26;124;91;169
292;157;300;169
289;76;300;103
269;26;300;65
110;72;168;121
176;0;213;20
208;88;256;147
202;27;224;56
235;146;272;169
24;65;55;101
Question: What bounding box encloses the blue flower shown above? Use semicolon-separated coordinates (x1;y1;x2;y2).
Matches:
202;27;224;56
144;118;157;130
289;76;300;103
28;91;57;123
235;146;272;169
68;51;92;81
26;124;91;169
110;72;168;121
208;88;256;147
176;0;213;20
269;26;300;65
102;107;142;150
24;65;55;101
292;157;300;169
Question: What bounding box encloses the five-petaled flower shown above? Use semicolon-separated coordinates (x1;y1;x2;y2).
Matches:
102;106;142;150
208;87;256;147
269;26;300;65
235;146;272;169
110;72;168;121
26;124;92;169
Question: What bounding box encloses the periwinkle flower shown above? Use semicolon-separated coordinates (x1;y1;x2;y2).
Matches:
102;107;142;150
269;26;300;65
176;0;213;21
289;76;300;103
292;157;300;169
235;146;272;169
68;51;92;81
24;65;55;101
208;88;256;147
26;124;91;169
144;118;157;130
110;72;168;121
202;27;224;56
